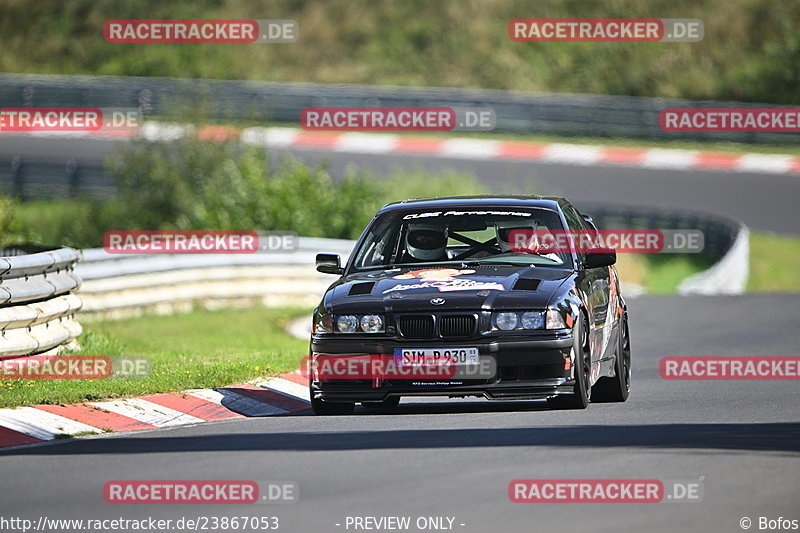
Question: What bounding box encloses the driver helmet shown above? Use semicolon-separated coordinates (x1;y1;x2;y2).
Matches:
406;223;448;261
495;219;543;253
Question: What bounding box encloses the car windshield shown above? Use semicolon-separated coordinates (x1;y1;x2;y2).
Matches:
351;207;573;271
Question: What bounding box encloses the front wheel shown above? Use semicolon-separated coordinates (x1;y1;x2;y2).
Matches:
547;315;591;410
592;313;631;402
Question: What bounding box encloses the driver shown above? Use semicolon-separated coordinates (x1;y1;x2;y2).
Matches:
495;219;561;260
405;223;448;262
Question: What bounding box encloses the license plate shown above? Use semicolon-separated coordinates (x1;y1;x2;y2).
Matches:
394;348;479;367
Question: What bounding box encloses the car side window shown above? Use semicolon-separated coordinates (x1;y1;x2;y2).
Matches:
562;204;586;231
561;204;588;264
354;221;397;267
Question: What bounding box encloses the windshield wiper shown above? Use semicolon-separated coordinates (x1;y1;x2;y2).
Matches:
461;259;528;266
358;261;471;271
386;261;473;269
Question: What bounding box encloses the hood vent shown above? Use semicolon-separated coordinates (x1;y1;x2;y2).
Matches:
348;282;375;296
512;278;541;291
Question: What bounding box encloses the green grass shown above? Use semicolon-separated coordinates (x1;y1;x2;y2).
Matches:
641;255;714;294
0;306;309;408
748;232;800;292
9;199;108;249
613;251;713;294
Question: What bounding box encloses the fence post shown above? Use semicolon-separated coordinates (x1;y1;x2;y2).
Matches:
11;156;24;201
66;159;80;198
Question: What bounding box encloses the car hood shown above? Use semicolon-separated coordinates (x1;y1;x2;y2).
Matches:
323;265;573;313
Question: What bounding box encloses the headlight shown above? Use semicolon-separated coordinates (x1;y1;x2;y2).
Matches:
333;314;385;333
546;308;568;329
520;311;545;329
492;311;547;331
495;312;519;331
360;314;384;333
336;315;359;333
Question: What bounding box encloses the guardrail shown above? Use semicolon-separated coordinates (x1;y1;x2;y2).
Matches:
76;238;354;318
0;157;111;200
0;246;83;359
579;203;749;295
1;73;797;144
579;203;742;262
678;225;749;295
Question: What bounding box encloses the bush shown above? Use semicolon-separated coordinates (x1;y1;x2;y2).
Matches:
0;196;26;248
9;199;111;249
102;136;488;240
7;136;491;247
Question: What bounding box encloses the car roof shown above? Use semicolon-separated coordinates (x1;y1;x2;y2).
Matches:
378;195;565;213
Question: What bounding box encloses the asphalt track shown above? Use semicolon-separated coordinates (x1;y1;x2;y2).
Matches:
1;135;799;235
2;294;799;532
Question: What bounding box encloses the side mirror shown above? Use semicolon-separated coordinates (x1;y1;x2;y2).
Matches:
584;247;616;269
316;253;344;275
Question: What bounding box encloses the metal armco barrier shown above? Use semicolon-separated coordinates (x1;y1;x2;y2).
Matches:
75;238;355;318
1;73;797;144
579;203;749;295
0;246;83;359
579;203;742;262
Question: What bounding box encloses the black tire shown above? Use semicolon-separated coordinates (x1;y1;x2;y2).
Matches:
361;396;401;412
310;392;355;415
592;313;631;403
547;315;591;410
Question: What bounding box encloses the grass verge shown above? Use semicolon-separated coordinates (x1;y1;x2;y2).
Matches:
748;232;800;292
0;306;309;409
615;253;713;295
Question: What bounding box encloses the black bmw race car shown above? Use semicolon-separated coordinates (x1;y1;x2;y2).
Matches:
309;196;631;414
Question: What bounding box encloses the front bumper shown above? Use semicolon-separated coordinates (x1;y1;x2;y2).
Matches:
310;332;575;402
